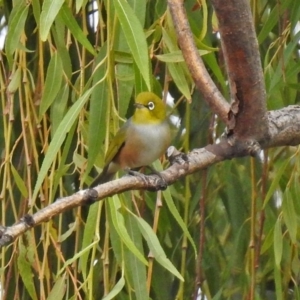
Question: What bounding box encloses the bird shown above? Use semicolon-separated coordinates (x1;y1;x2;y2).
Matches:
91;91;171;186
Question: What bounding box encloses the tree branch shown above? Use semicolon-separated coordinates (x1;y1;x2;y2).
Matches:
210;0;268;139
1;105;299;248
167;0;231;125
264;106;300;147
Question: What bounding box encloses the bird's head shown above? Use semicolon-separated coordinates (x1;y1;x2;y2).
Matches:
132;92;167;125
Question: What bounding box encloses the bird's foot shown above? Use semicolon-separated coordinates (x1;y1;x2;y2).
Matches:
127;169;168;191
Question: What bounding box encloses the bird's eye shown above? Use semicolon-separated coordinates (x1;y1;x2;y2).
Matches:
148;101;155;110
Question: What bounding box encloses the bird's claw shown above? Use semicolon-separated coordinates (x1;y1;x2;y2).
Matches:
151;174;168;191
127;169;168;191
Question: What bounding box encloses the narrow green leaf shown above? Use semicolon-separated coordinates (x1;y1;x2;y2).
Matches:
85;46;108;179
59;3;96;55
108;206;125;263
18;240;38;300
114;51;133;63
134;61;149;95
108;199;148;300
161;186;197;258
290;0;300;29
133;214;184;281
108;195;148;265
11;164;28;198
198;0;208;41
7;68;21;93
52;124;77;197
76;0;86;13
268;31;300;95
202;52;227;94
274;218;283;268
116;63;134;119
212;288;224;300
156;50;210;63
274;265;283;300
73;152;87;170
32;87;95;203
282;190;297;243
57;220;78;243
39;52;63;119
124;211;148;300
5;1;29;67
79;202;102;278
58;240;99;276
47;274;66;300
167;62;192;100
263;159;290;208
261;229;274;254
32;0;41;24
162;29;191;100
113;0;151;90
50;84;69;137
128;0;146;25
40;0;64;41
152;160;197;258
257;0;293;44
53;14;72;78
102;276;125;300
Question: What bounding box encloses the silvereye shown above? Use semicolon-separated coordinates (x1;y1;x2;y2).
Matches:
92;92;171;186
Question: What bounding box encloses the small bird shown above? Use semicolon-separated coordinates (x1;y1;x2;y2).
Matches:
91;92;171;186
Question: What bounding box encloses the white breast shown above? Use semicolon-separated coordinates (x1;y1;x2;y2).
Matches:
125;121;170;168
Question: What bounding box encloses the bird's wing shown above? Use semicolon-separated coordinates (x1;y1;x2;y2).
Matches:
104;120;129;165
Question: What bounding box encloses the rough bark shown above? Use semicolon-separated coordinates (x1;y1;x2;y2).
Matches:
210;0;268;140
265;106;300;147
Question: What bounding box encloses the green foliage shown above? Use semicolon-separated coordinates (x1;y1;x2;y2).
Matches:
0;0;300;299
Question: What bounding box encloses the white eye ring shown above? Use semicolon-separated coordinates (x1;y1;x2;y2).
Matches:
148;101;155;110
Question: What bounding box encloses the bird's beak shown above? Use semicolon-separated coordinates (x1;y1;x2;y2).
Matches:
134;103;145;109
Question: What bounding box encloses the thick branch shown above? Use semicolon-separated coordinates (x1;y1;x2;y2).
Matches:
1;106;300;247
167;0;230;125
264;106;300;147
211;0;268;139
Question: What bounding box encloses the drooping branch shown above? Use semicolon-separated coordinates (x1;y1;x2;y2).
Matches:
1;105;300;248
210;0;268;140
167;0;231;125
